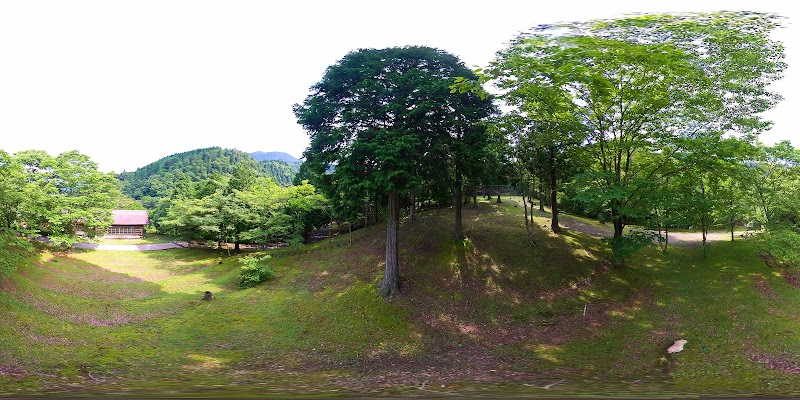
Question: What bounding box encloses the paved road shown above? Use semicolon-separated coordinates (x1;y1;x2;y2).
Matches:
72;242;187;251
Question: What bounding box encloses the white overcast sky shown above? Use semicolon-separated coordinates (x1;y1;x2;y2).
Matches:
1;1;798;173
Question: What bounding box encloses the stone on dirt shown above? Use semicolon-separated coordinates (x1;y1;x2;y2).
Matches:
667;339;687;354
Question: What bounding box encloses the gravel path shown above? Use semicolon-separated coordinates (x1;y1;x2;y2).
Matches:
72;242;188;251
557;216;748;245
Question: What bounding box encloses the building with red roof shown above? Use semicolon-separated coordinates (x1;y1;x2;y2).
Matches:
106;210;149;238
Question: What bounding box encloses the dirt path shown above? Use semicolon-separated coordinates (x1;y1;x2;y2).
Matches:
513;202;750;245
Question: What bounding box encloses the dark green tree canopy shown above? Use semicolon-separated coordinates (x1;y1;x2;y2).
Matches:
295;46;495;202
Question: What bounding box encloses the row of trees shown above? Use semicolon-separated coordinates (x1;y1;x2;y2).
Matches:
294;11;790;295
482;12;788;260
0;147;328;273
156;162;328;250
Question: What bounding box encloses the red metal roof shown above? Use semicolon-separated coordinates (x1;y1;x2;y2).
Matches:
112;210;149;226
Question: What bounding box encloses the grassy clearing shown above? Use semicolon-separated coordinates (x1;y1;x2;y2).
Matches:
1;199;799;397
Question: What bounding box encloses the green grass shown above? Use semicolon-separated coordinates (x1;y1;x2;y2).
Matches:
1;199;799;397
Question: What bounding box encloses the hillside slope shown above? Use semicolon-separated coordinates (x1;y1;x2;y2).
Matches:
1;200;799;397
118;147;298;199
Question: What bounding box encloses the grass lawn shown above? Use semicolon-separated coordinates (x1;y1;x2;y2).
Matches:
1;200;799;397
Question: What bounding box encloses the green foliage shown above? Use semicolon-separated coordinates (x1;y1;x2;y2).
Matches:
5;149;119;240
259;160;300;186
483;11;785;262
762;227;800;266
746;141;800;227
159;176;328;247
604;229;660;266
295;46;495;222
0;150;27;230
238;255;276;288
0;232;32;275
115;194;146;210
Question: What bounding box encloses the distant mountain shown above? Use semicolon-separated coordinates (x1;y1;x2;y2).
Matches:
119;147;299;200
250;151;300;164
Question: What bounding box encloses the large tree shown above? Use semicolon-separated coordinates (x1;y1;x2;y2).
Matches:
294;46;493;297
482;38;590;233
14;150;119;240
0;150;26;231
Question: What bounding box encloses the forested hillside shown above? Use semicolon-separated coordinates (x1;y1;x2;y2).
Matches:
118;147;298;200
115;147;319;246
250;151;300;164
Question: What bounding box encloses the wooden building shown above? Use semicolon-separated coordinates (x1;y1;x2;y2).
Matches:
106;210;149;238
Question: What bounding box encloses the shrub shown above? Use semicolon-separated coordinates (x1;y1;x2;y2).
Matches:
0;231;33;276
238;255;276;289
604;229;660;266
762;227;800;267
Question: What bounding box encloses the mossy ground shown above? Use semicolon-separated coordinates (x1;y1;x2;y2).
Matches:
1;198;799;397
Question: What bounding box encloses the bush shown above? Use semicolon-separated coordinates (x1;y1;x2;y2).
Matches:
604;229;660;266
0;231;33;276
762;227;800;266
238;255;276;289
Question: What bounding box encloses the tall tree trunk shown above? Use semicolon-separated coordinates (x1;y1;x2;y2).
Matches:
454;171;464;240
549;152;560;233
538;180;545;212
757;189;770;225
379;190;400;297
522;187;529;228
529;181;534;224
373;198;379;225
729;184;735;242
659;225;670;254
701;181;708;258
409;190;416;223
612;203;624;239
234;241;240;251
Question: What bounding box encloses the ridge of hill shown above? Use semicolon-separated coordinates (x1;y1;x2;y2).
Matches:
118;147;299;199
1;200;799;396
249;151;300;164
